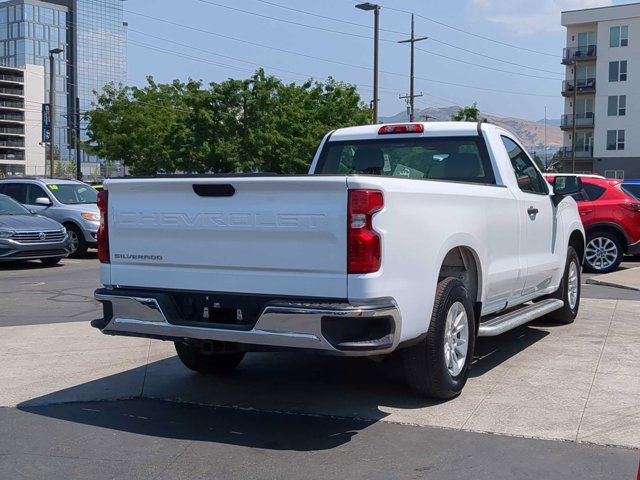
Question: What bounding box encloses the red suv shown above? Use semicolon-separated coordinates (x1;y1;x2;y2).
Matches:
546;174;640;273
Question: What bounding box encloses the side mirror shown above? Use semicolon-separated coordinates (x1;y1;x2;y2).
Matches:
35;197;52;206
552;176;582;205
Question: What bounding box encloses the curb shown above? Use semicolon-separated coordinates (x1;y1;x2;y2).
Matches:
585;278;640;292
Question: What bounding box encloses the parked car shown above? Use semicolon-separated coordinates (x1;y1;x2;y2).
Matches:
0;178;99;257
93;122;585;399
622;179;640;200
545;174;640;273
0;194;70;265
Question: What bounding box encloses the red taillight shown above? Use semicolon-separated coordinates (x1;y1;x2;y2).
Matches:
97;190;109;264
348;189;383;274
378;123;424;135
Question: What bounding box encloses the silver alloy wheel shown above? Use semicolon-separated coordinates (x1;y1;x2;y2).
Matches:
585;237;618;271
567;260;579;310
443;301;469;377
67;229;79;254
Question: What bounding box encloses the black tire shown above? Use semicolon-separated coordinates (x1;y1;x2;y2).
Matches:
543;246;581;324
174;341;245;374
403;277;476;399
66;224;88;258
583;231;623;274
40;257;62;266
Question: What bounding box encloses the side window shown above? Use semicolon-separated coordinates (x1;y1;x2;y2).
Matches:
1;183;27;203
26;184;49;205
501;136;547;194
583;183;607;201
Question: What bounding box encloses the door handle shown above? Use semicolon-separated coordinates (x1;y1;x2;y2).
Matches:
581;209;593;215
527;206;539;216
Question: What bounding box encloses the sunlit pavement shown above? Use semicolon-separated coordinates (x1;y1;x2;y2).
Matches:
1;256;639;479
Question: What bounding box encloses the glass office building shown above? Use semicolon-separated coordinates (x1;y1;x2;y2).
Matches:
0;0;125;171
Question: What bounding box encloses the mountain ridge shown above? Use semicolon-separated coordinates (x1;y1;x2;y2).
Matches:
380;107;562;148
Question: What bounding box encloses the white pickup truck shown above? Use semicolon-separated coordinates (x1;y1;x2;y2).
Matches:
93;122;585;399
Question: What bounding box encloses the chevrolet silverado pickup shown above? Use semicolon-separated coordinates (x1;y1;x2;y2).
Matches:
92;122;585;399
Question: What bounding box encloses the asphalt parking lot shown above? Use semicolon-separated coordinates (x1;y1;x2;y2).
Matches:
1;256;639;479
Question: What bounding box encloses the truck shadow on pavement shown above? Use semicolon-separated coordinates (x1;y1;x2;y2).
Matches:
17;324;549;451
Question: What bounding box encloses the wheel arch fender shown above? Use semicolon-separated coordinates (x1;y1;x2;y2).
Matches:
586;222;629;249
435;234;485;307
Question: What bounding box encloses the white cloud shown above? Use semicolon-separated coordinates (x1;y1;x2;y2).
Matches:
469;0;613;35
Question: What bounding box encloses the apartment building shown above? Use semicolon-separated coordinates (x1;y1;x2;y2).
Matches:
561;3;640;178
0;63;44;176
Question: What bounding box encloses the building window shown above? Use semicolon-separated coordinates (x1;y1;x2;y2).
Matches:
606;130;625;151
609;61;628;82
604;170;625;179
610;26;629;47
608;95;626;116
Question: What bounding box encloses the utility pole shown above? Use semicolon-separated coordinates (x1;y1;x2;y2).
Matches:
571;61;578;173
48;48;63;178
398;14;428;122
544;106;547;169
355;3;381;124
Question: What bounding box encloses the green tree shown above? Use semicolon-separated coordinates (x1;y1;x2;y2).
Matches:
84;70;371;175
452;103;481;122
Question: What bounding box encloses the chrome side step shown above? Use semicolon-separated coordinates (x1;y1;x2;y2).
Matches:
478;299;564;337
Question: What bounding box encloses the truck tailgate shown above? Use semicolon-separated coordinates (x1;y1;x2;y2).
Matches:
106;176;348;298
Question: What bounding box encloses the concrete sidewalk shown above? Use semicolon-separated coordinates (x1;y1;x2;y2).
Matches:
587;266;640;291
2;298;639;449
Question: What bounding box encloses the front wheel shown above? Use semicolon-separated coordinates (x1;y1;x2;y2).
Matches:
543;246;581;324
174;341;245;374
584;232;623;274
403;277;476;399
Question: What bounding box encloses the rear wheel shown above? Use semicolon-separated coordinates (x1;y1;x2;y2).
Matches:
174;341;245;374
40;257;62;266
403;277;476;399
584;232;623;274
66;225;87;258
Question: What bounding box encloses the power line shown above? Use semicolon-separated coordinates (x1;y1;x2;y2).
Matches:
252;0;561;74
190;1;561;81
193;0;395;42
370;2;557;57
125;10;557;97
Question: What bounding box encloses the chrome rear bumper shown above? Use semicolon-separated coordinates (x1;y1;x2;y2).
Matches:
93;289;401;356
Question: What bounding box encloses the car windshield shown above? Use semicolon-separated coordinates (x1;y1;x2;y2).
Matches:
47;183;98;204
0;194;30;215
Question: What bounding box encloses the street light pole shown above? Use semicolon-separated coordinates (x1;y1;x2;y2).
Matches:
356;2;381;124
48;48;63;178
398;14;428;121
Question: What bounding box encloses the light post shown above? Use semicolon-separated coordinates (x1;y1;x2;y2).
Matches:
355;2;380;124
48;48;63;178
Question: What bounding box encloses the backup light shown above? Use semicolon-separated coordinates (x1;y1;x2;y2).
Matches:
378;123;424;135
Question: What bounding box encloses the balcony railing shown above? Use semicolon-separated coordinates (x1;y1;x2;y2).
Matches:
0;140;24;147
562;78;596;96
0;113;23;121
0;153;25;160
562;45;597;64
0;87;23;96
0;100;24;108
560;112;595;129
558;146;593;159
0;127;24;134
0;74;23;83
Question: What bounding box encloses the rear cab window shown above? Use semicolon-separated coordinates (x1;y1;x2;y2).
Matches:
314;136;496;185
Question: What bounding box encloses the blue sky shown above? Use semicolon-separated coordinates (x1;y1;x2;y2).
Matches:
124;0;631;121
